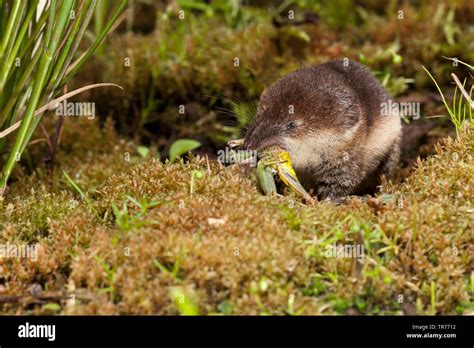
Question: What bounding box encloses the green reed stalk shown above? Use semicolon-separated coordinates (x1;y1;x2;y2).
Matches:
0;0;127;195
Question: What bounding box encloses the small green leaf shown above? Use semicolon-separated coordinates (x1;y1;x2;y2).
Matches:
137;145;149;158
283;27;311;43
170;286;199;315
42;303;61;311
256;161;277;196
217;300;234;315
169;139;201;162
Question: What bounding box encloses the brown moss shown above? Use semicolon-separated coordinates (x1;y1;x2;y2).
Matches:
1;127;471;315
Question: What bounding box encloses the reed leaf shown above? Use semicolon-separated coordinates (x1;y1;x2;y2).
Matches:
0;0;126;195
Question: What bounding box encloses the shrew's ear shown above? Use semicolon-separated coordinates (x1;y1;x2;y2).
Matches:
330;109;360;130
342;101;361;129
345;111;360;129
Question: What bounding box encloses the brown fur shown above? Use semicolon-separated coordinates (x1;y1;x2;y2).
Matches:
244;59;402;199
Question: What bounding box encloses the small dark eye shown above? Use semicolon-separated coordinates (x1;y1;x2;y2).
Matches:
286;121;297;130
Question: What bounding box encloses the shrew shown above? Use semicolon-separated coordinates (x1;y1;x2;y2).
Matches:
244;59;402;199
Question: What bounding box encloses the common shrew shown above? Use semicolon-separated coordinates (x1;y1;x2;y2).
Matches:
244;59;402;199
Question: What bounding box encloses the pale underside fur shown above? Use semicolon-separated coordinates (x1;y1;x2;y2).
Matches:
283;110;401;199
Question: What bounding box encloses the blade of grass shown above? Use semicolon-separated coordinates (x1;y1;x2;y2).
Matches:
0;0;39;91
422;66;456;120
0;41;44;127
2;1;26;69
63;0;127;82
0;1;75;192
0;0;22;60
48;0;97;96
0;1;125;194
63;170;98;217
48;0;89;89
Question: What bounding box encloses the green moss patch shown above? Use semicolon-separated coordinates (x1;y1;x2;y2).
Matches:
1;126;472;315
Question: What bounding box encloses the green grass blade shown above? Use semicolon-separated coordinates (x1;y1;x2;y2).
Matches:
63;170;98;217
0;0;22;59
2;1;26;67
0;0;39;91
422;65;462;132
0;0;125;194
48;0;96;95
63;0;127;83
0;41;43;127
0;1;67;191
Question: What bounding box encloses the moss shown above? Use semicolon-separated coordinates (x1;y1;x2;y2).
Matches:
1;125;472;315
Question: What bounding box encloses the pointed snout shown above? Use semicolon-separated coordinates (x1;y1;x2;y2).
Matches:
243;122;285;152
